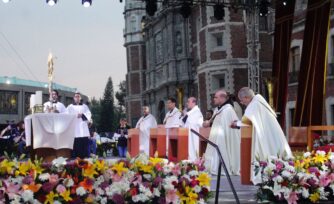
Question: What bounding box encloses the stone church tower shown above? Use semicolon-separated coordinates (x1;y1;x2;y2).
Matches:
123;0;146;126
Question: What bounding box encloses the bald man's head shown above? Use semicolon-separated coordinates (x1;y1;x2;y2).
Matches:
214;89;228;106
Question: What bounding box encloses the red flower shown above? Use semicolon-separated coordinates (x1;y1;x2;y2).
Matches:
129;187;138;196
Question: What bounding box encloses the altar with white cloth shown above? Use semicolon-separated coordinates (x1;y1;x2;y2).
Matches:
24;113;77;161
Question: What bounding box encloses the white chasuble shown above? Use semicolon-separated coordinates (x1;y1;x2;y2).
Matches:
135;114;157;155
204;104;241;175
181;105;203;161
244;94;292;184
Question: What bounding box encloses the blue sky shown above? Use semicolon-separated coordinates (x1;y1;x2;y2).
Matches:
0;0;126;99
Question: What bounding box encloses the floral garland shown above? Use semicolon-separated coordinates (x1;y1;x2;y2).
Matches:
255;151;334;204
0;153;212;203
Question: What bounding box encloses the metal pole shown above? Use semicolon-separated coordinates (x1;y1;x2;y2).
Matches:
215;160;222;204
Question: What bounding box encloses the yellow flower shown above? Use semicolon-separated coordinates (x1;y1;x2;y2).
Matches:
197;173;211;187
0;159;16;174
313;154;327;164
16;161;31;176
45;191;58;204
111;162;128;176
177;186;198;204
310;192;320;203
31;161;44;175
60;190;72;202
149;157;163;166
83;164;98;179
95;160;108;172
140;164;153;174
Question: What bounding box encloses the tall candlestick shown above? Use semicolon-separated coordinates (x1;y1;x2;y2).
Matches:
35;91;42;105
30;94;36;109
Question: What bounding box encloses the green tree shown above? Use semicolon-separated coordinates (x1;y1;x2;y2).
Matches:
99;77;117;132
89;97;101;131
115;80;126;119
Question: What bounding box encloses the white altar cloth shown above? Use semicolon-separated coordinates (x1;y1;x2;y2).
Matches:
25;113;77;149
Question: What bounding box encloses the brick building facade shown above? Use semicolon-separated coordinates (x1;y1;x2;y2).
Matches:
124;1;274;126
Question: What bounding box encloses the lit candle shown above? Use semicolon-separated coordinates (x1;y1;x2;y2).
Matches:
35;91;42;105
30;94;36;108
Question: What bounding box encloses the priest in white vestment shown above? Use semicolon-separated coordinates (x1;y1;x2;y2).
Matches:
231;87;292;184
66;92;92;158
203;90;241;175
136;106;157;156
180;97;203;161
43;90;66;113
163;97;181;157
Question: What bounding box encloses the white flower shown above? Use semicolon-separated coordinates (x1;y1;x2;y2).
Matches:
64;178;74;187
10;176;23;185
181;174;191;181
139;184;153;198
316;150;326;156
163;176;178;191
301;187;309;198
33;199;42;204
303;152;311;158
21;190;34;202
143;174;152;180
188;170;199;177
163;165;172;174
194;185;202;193
281;170;292;179
76;186;86;196
132;193;150;203
38;173;50;182
198;198;206;204
52;157;67;168
272;175;283;183
93;176;105;188
285;165;296;173
153;188;161;197
100;197;108;204
53;201;62;204
105;181;130;196
95;187;105;196
319;187;329;200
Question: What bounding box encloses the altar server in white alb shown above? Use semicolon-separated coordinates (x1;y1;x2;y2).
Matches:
43;90;66;113
231;87;292;184
180;97;203;161
135;106;157;155
163;97;181;157
66;92;92;158
203;89;240;175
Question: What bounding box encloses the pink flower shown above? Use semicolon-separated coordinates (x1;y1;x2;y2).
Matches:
275;161;284;171
56;184;66;194
49;174;59;185
172;165;181;176
287;191;298;204
319;175;331;187
131;175;143;186
3;180;20;200
112;173;122;182
166;189;178;203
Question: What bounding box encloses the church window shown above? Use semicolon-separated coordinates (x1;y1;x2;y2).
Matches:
290;46;300;73
0;90;18;114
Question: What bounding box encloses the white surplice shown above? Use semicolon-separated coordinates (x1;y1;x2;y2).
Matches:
243;94;292;184
181;105;203;161
135;114;157;155
43;101;66;113
163;107;181;128
163;107;182;156
204;104;241;175
66;103;92;138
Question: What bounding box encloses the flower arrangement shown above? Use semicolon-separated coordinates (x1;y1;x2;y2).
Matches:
255;151;334;204
0;153;212;203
